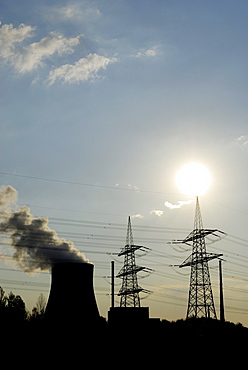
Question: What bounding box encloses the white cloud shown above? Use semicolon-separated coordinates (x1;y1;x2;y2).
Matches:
0;22;81;73
14;33;80;73
165;200;193;210
133;46;158;58
44;4;101;22
131;214;144;219
150;210;164;217
0;22;35;59
236;135;248;150
60;5;101;19
56;5;82;19
47;53;117;85
237;135;246;141
128;184;139;192
31;74;41;85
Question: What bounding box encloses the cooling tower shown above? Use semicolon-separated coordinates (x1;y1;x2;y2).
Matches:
45;262;100;326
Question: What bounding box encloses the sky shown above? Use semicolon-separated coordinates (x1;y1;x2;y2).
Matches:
1;0;248;325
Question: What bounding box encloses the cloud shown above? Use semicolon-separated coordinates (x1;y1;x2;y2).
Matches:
236;135;248;150
165;200;193;210
58;4;101;19
44;4;101;22
133;46;158;58
128;184;139;192
0;22;80;73
14;33;80;73
0;22;116;84
150;210;164;217
131;214;144;219
0;22;35;59
46;53;117;85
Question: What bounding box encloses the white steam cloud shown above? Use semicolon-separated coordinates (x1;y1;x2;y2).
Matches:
0;185;89;273
164;200;193;209
0;185;17;209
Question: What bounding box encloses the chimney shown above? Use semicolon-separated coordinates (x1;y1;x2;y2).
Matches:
219;259;225;322
45;262;100;327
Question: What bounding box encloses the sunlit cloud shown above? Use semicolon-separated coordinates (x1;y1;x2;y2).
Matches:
165;200;193;210
132;45;159;58
44;4;102;22
131;214;144;219
46;53;117;85
150;210;164;217
0;22;80;73
128;184;139;192
236;135;248;150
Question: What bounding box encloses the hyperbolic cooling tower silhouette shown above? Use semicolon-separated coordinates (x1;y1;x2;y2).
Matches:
45;262;100;325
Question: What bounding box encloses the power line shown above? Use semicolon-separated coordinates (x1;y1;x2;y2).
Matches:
0;209;247;321
0;171;179;195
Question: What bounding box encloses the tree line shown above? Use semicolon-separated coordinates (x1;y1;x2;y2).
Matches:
0;286;46;324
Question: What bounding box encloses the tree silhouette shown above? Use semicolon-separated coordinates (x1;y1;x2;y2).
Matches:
0;287;27;329
31;293;46;320
6;291;27;321
0;287;7;316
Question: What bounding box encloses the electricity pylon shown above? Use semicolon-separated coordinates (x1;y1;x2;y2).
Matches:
117;216;151;307
170;197;225;319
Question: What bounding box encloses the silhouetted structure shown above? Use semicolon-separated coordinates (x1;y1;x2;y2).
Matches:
111;260;115;308
45;262;100;326
116;216;151;307
109;217;151;326
108;306;149;327
219;259;225;321
170;197;224;319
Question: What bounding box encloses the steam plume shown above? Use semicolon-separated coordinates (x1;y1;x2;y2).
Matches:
0;185;89;273
0;185;17;209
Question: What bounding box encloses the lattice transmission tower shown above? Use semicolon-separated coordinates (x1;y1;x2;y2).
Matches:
117;216;151;307
170;197;225;319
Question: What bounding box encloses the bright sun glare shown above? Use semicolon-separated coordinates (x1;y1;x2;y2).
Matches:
176;163;211;196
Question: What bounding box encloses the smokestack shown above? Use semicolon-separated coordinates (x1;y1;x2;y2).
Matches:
111;261;114;308
45;262;100;326
219;259;225;322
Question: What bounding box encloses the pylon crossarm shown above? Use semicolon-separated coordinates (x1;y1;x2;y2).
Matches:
179;253;223;268
179;255;193;268
118;287;152;296
116;265;146;278
118;244;145;256
169;229;225;246
184;229;222;244
118;287;144;296
141;288;152;295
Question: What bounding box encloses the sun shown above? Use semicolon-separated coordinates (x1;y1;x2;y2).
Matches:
176;163;211;196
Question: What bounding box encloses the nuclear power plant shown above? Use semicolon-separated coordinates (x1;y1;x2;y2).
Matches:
0;185;230;333
42;202;227;336
45;262;100;327
10;201;245;357
43;206;226;331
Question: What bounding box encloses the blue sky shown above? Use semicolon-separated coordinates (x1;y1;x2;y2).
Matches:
1;0;248;324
